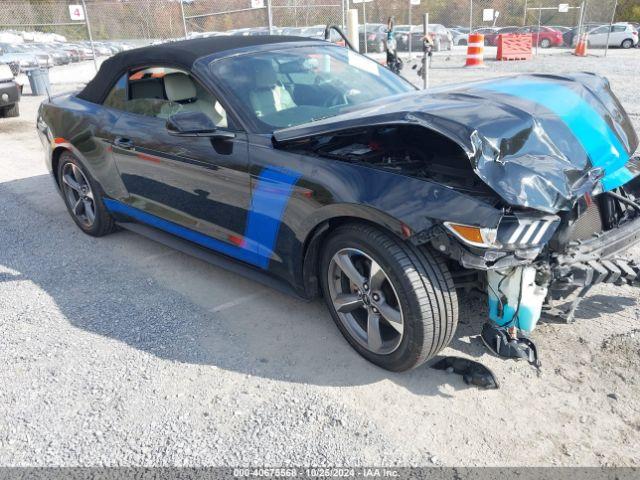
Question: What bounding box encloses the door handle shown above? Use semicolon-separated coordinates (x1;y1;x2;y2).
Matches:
114;137;135;150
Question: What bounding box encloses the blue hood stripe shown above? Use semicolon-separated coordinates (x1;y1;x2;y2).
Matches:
481;80;633;191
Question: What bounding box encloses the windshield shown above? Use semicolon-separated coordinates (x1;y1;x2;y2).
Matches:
208;45;414;133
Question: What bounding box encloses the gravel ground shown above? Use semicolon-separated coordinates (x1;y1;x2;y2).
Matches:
1;48;640;467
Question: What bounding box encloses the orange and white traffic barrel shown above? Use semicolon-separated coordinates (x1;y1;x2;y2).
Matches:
465;33;485;67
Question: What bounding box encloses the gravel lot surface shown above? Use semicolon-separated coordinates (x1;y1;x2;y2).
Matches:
1;48;639;467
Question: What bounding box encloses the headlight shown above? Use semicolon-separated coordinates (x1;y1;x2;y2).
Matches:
445;214;560;250
444;222;499;248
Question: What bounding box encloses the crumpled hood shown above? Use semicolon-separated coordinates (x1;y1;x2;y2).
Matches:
274;73;639;213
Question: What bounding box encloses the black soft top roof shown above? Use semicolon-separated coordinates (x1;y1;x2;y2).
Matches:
77;35;313;104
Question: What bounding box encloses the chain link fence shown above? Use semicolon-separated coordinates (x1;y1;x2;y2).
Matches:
0;0;629;54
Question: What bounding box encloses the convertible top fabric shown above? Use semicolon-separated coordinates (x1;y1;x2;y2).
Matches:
76;35;311;104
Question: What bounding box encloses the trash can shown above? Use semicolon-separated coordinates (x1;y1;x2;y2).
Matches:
26;68;50;96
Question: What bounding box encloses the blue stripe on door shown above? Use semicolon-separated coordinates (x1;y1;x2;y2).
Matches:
103;166;301;269
479;79;634;191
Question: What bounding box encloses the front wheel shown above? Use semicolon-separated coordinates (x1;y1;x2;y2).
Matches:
2;103;19;117
540;38;551;48
320;224;458;372
58;151;116;237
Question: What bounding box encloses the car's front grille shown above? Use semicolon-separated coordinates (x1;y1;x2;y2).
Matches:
567;201;603;242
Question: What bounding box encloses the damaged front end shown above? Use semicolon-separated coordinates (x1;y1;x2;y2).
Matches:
274;72;640;353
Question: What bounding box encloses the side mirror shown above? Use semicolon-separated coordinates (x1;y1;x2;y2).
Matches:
166;111;235;139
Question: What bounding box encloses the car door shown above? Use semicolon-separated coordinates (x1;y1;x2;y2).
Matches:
588;26;607;46
104;67;251;245
610;25;627;45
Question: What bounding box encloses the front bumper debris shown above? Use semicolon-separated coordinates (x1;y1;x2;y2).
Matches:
551;214;640;292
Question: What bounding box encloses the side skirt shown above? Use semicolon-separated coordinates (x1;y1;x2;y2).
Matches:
117;221;309;301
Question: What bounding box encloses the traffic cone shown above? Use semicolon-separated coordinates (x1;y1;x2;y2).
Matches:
574;34;588;57
465;33;485;67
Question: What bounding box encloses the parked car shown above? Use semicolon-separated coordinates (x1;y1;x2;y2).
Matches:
483;26;523;46
0;43;51;68
0;61;20;117
58;44;82;62
448;28;469;46
28;43;71;65
547;25;571;34
575;23;639;49
563;23;604;47
517;25;564;48
37;36;640;371
358;23;387;53
396;24;453;52
0;44;39;71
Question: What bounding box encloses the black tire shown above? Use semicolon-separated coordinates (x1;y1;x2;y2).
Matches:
621;39;633;49
320;223;458;372
57;151;115;237
3;103;19;117
540;38;551;48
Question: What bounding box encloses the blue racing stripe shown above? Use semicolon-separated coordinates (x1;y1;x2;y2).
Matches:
104;166;300;269
480;79;632;191
244;167;301;269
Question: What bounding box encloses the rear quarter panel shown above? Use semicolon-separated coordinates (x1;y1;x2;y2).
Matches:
38;94;128;199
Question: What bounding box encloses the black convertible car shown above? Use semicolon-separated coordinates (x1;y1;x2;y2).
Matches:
38;36;640;371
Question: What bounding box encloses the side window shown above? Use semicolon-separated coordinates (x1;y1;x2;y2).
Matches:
103;74;127;111
102;67;229;129
612;25;626;33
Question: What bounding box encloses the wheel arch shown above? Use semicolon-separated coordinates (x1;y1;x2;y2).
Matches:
51;145;71;187
298;207;415;299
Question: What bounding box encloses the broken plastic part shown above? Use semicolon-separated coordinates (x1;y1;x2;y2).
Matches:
487;266;548;332
431;356;499;389
480;322;541;368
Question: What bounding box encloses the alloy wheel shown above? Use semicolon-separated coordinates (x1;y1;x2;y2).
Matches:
61;162;96;228
327;248;404;355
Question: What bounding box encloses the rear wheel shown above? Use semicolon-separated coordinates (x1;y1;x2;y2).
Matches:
621;39;633;49
58;152;115;237
320;223;458;372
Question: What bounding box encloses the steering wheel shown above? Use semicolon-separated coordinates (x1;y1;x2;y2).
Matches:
325;90;349;108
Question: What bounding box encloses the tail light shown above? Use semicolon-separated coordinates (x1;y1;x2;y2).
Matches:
368;34;376;41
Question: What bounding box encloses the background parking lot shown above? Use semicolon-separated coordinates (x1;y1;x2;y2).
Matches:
1;46;639;466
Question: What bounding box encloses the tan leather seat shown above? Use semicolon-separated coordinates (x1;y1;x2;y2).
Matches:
160;72;227;127
248;60;295;118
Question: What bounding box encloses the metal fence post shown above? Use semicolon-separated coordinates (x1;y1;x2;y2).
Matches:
408;0;412;57
267;0;274;33
81;0;97;71
363;1;368;54
536;5;542;55
523;0;528;25
469;0;473;33
604;0;618;57
180;0;188;38
423;12;429;90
